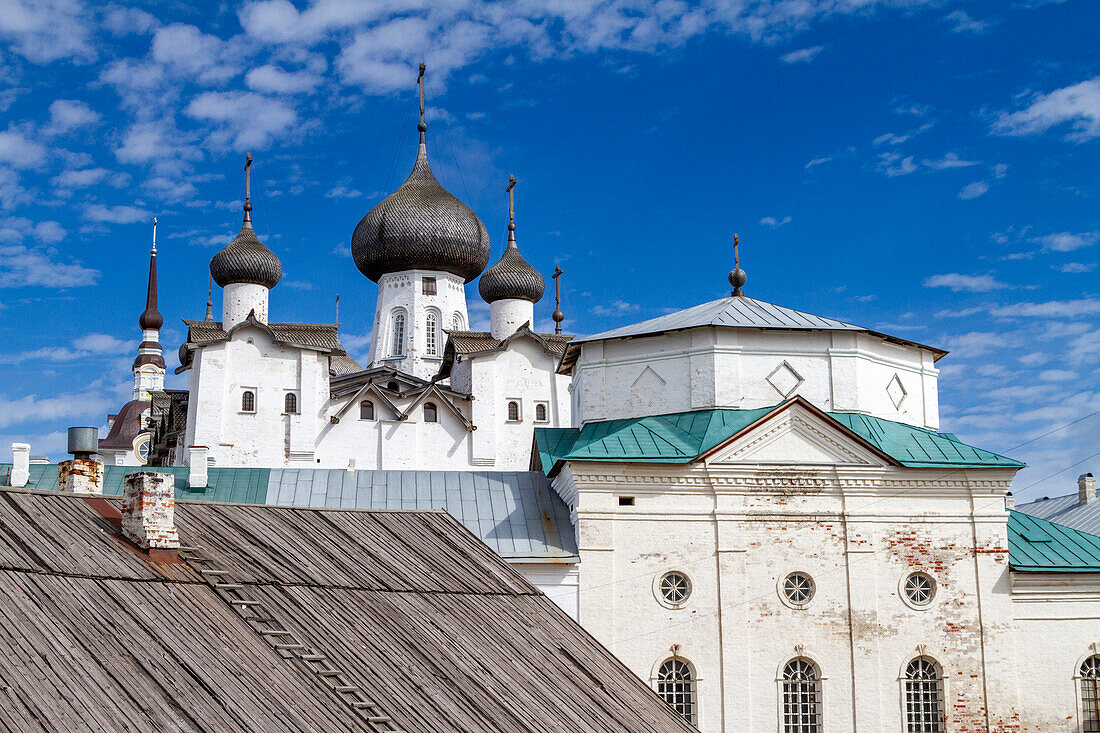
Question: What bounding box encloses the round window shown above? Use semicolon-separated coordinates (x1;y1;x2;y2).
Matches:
781;572;815;607
903;572;936;607
658;571;691;607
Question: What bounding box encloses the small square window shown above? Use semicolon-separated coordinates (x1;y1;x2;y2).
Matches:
422;277;437;295
619;496;635;506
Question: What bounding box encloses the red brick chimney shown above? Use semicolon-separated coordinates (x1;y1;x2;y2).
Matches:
121;472;180;550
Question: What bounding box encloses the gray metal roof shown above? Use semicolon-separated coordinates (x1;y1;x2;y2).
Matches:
0;488;693;733
1016;493;1100;536
0;464;577;562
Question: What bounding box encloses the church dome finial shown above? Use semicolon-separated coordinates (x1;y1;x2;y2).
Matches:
350;63;490;284
210;153;282;289
479;175;545;304
138;218;163;330
728;233;747;296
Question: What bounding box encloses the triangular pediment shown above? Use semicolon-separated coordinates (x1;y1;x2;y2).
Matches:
703;402;891;467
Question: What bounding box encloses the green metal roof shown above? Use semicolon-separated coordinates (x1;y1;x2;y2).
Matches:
533;401;1024;474
1008;511;1100;572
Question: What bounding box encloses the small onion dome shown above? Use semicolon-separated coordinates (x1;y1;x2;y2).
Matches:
479;242;545;303
139;305;163;330
351;144;490;283
210;220;282;289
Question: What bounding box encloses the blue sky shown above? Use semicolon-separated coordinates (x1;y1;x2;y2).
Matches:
0;0;1097;500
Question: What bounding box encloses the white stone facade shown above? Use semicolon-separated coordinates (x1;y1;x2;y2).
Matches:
367;269;468;381
546;400;1099;732
571;327;941;430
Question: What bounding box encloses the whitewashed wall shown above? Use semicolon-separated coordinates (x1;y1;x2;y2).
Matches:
551;404;1035;733
572;326;940;429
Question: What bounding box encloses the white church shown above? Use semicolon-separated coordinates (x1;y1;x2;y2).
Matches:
8;67;1100;733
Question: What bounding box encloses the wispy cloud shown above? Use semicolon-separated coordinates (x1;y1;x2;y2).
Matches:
992;77;1100;142
759;216;791;227
943;10;990;34
592;300;641;317
781;46;824;64
958;181;989;199
923;152;980;170
1033;231;1098;252
924;273;1009;292
877;152;917;177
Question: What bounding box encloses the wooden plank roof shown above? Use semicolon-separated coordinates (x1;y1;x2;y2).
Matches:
0;488;694;732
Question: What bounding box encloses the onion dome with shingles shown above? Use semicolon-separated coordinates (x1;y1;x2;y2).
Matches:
351;142;490;283
210;215;282;289
479;242;545;303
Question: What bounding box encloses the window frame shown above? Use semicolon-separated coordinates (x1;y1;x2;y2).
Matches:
451;312;464;332
425;311;439;356
359;400;375;421
654;657;697;726
423;402;438;423
506;400;521;422
655;570;692;609
534;401;549;423
422;276;437;295
283;392;298;415
240;389;256;414
1078;654;1100;733
778;657;824;733
779;571;816;609
390;311;407;357
901;657;945;733
901;571;937;610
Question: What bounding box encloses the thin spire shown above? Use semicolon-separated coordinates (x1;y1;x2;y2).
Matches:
335;293;340;324
151;216;157;255
416;62;427;146
243;152;253;226
139;218;163;331
506;174;517;247
728;233;747;297
552;265;564;334
204;276;213;321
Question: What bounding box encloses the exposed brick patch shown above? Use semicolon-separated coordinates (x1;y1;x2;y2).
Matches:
121;472;180;550
57;458;103;494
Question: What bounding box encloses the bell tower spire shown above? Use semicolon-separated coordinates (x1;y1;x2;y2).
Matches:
133;218;165;401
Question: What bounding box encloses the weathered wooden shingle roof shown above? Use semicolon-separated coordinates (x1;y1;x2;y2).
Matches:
0;488;694;732
0;466;578;562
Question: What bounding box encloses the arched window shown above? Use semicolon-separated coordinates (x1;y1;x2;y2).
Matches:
904;657;944;732
1081;655;1100;732
782;658;822;733
656;658;696;725
426;312;438;356
452;313;464;332
423;402;438;423
360;400;374;421
507;401;520;421
241;390;255;413
284;393;297;414
391;313;406;356
535;403;548;422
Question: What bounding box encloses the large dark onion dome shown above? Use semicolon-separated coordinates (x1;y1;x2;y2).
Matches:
351;142;490;283
210;204;282;289
479;241;544;303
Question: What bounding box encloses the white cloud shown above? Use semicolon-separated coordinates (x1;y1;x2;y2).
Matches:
943;10;989;34
45;99;100;135
282;279;314;290
759;216;791;227
592;299;641;316
923;152;980;170
1038;369;1077;382
993;77;1100;142
0;391;115;429
84;204;151;225
0;243;99;288
0;168;29;210
943;331;1014;356
1056;262;1095;273
185;91;298;149
0;128;47;169
805;154;834;169
0;0;94;63
990;300;1100;318
326;184;363;199
152;23;242;85
246;64;324;94
101;6;158;36
958;181;989;199
877;152;917;177
52;167;128;190
924;273;1009;292
1034;231;1098;252
781;46;823;64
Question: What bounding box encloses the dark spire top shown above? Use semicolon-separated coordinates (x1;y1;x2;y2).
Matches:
552;265;564;334
210;153;282;289
204;276;213;321
138;218;163;330
728;233;747;297
351;64;490;284
479;175;545;304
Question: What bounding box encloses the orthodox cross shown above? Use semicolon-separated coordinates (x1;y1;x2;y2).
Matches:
552;266;564;334
506;174;517;244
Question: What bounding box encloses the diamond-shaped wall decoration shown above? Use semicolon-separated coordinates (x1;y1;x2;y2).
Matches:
887;373;907;409
766;361;804;399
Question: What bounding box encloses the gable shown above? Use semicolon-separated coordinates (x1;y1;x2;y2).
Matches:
703;402;890;467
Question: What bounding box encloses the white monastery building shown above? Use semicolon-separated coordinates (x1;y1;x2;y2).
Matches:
6;66;1100;733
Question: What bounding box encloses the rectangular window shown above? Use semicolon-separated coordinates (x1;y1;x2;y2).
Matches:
619;496;635;506
422;277;437;295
